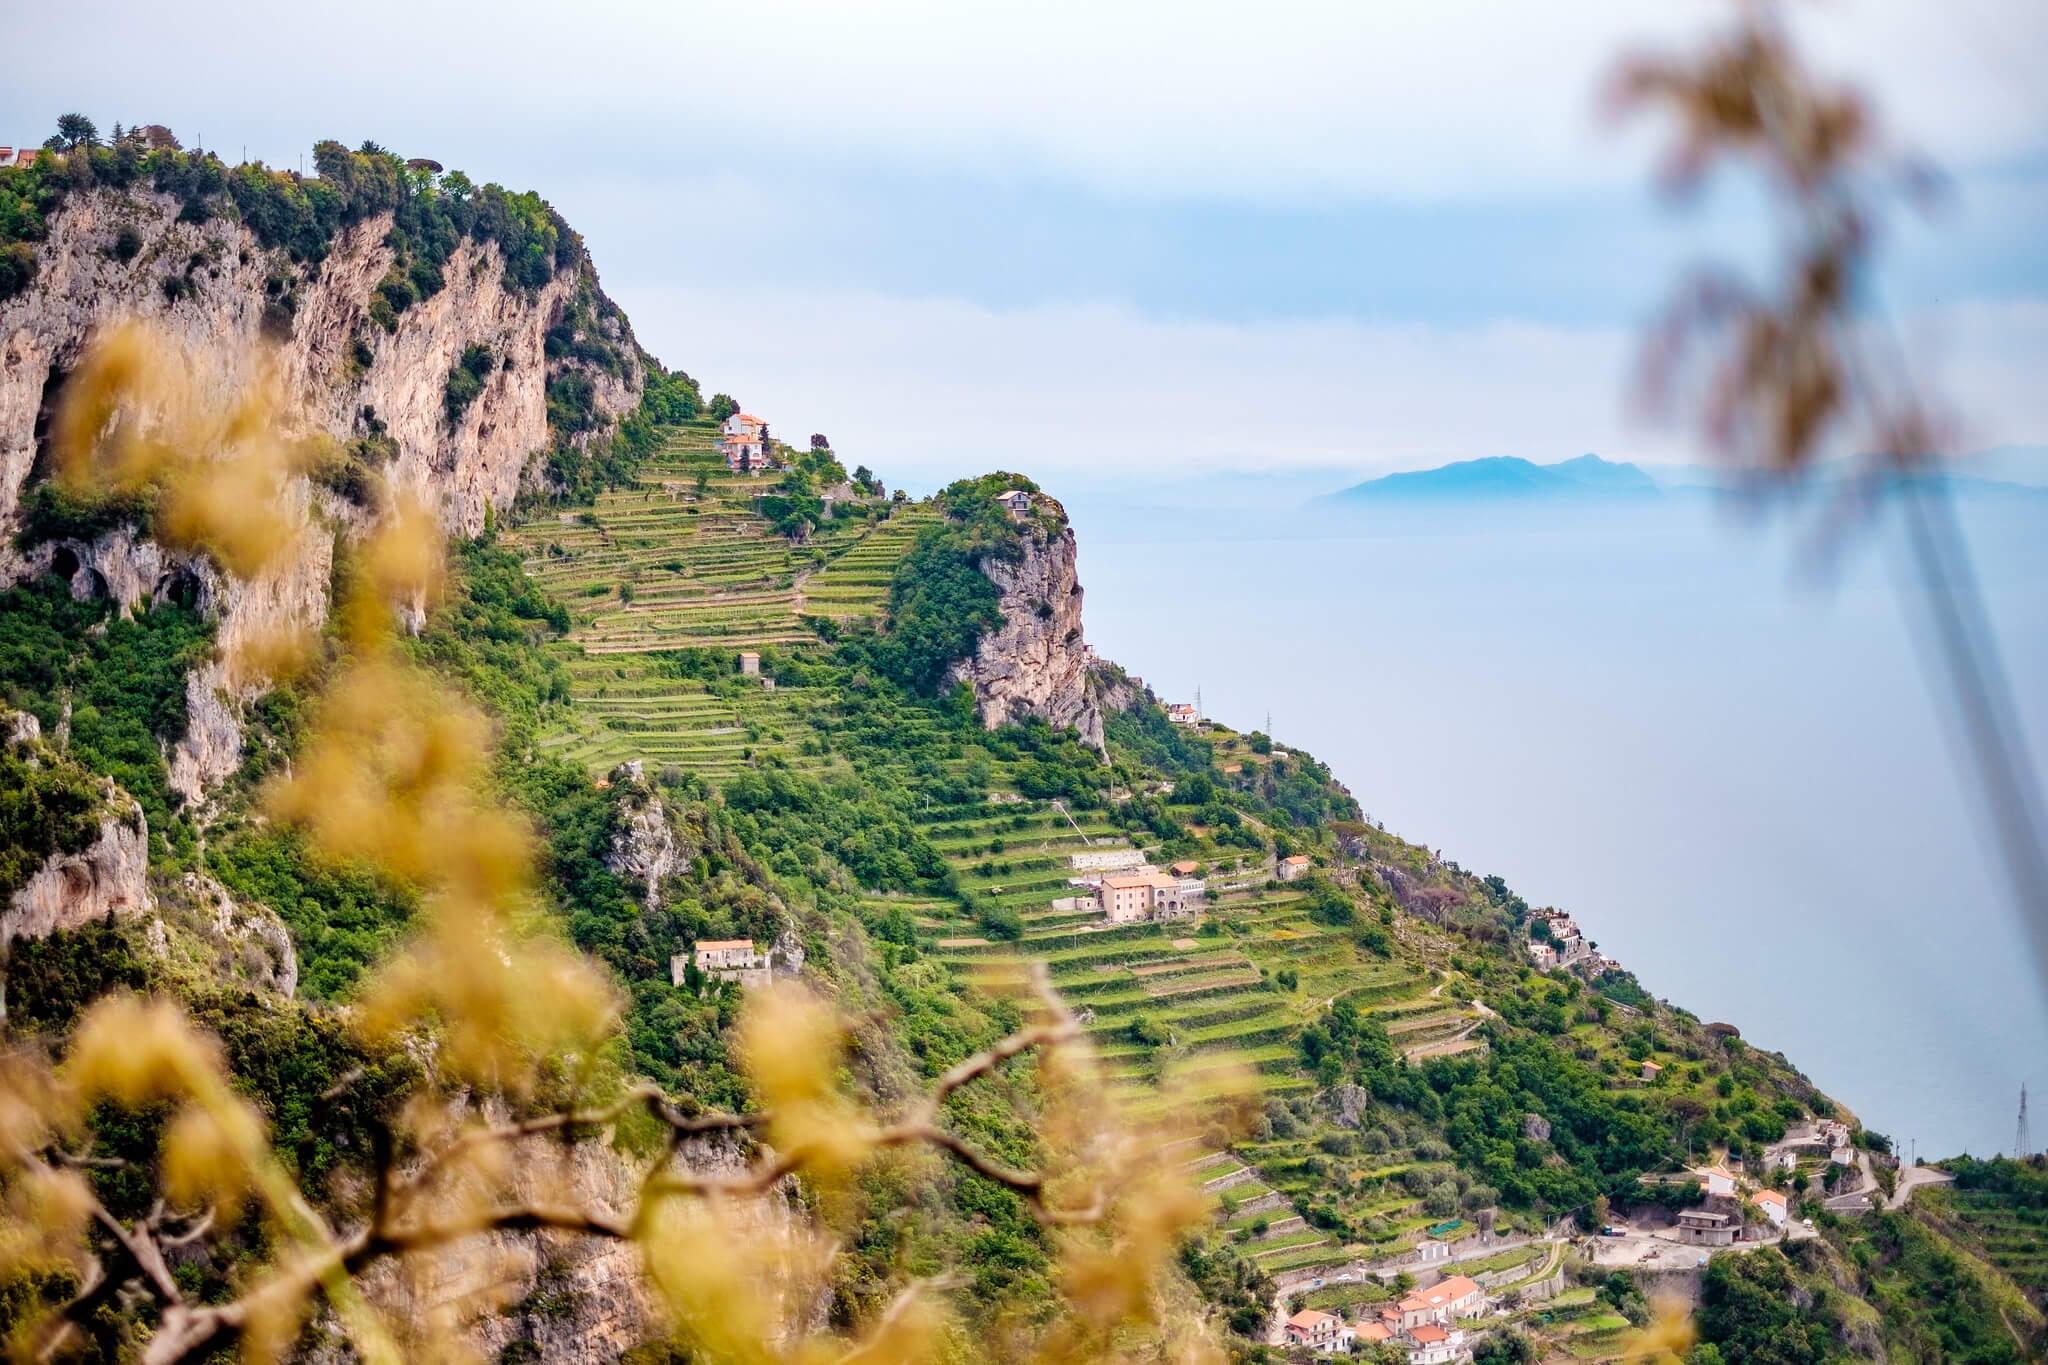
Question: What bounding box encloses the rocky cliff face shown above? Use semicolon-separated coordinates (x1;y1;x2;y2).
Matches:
3;783;152;946
947;508;1113;750
0;184;642;804
0;186;641;565
605;768;691;911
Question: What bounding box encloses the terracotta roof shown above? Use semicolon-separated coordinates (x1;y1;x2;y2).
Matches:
1171;860;1199;875
1286;1309;1333;1329
1102;875;1153;890
1410;1324;1449;1343
1704;1165;1735;1180
1398;1275;1478;1312
1754;1190;1787;1206
1280;854;1311;866
696;939;755;952
1360;1323;1393;1341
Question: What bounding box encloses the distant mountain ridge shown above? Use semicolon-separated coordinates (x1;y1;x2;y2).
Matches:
1319;453;1658;504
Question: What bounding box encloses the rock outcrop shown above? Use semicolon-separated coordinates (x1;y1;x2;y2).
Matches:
1;186;641;564
0;182;643;802
3;791;152;946
170;872;299;999
947;503;1113;750
605;770;690;911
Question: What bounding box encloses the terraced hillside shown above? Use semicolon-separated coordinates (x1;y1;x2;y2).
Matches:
505;423;933;778
507;421;930;656
493;432;1895;1324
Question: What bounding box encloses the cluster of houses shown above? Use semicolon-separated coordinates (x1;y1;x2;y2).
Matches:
1671;1153;1808;1246
1523;909;1621;976
1285;1275;1485;1362
1060;849;1206;924
720;413;779;475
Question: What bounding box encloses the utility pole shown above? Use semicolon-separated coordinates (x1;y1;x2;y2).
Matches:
2020;1084;2033;1158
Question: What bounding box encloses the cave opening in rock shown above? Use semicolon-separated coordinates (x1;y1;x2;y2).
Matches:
155;565;202;611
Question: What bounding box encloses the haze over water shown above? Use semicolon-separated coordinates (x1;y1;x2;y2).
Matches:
1068;483;2048;1162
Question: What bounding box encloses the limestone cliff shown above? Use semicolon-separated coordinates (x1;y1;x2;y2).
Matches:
0;178;643;802
0;184;642;565
946;497;1115;750
604;765;691;911
2;720;153;944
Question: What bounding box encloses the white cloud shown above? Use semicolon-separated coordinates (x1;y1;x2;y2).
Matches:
10;0;2044;204
617;282;2048;491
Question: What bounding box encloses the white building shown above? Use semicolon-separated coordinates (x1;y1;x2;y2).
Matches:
995;488;1034;518
1396;1276;1482;1330
1526;941;1558;970
1414;1239;1450;1263
1277;854;1312;882
1405;1324;1465;1365
720;413;774;474
1166;702;1198;725
1752;1189;1789;1227
678;938;773;989
1699;1165;1737;1197
1284;1309;1353;1354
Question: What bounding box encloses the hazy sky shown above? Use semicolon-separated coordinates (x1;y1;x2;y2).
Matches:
7;0;2047;488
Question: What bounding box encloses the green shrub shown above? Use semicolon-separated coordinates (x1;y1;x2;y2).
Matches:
445;343;494;426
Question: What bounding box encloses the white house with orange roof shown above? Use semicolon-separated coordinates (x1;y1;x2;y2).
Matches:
1403;1323;1467;1364
1283;1309;1352;1353
720;413;774;474
1395;1275;1482;1330
1699;1164;1737;1197
1277;853;1312;882
1166;702;1198;725
1752;1188;1789;1227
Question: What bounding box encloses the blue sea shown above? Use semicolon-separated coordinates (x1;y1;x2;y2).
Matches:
1065;479;2048;1162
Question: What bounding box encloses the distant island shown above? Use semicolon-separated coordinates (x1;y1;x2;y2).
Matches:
1318;453;1659;504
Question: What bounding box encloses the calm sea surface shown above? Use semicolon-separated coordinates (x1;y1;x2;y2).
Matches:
1067;488;2048;1162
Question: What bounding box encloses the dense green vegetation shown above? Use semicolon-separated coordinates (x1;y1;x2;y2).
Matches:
0;577;212;836
0;730;107;902
856;473;1042;695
